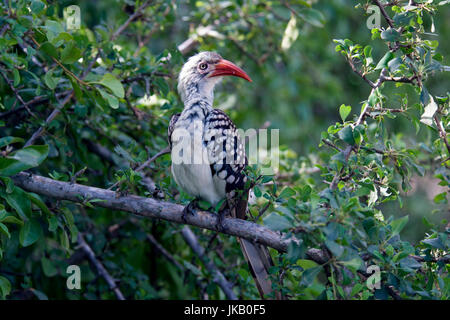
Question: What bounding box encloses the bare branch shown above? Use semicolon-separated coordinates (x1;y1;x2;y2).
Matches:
346;57;376;89
12;172;293;252
0;66;38;118
108;146;170;191
24;91;74;147
12;173;440;277
321;139;343;152
145;232;184;271
181;226;238;300
372;0;394;28
434;114;450;155
111;0;153;41
78;233;126;300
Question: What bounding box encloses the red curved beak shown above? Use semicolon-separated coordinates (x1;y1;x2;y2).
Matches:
209;59;252;82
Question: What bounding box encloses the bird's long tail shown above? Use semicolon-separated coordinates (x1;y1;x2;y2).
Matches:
233;193;282;300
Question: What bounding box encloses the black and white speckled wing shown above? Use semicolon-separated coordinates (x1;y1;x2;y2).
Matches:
168;112;181;149
203;109;248;207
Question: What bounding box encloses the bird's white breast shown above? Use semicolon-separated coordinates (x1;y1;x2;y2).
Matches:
171;154;226;207
170;116;226;206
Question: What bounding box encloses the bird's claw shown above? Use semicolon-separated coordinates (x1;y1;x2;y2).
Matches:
182;199;198;223
216;208;230;232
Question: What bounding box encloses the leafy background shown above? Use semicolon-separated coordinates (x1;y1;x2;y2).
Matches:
0;0;448;299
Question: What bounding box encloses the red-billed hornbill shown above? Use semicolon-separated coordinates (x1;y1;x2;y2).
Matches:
168;52;279;299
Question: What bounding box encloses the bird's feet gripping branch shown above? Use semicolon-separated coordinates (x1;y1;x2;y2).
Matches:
181;199;199;223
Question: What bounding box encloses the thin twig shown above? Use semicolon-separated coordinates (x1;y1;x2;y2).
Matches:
434;114;450;155
253;201;271;222
373;0;394;28
24;91;74;147
111;0;153;41
145;233;184;270
0;66;38;119
322;139;343;152
78;234;126;300
108;146;170;191
181;226;238;300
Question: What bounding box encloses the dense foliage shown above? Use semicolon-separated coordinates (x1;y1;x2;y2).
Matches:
0;0;448;300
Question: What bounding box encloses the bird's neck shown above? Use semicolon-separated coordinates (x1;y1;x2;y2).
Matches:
182;80;217;110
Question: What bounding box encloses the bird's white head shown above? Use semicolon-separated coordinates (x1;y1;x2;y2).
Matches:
177;51;252;105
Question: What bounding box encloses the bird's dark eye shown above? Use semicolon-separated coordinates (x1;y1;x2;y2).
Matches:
199;63;208;70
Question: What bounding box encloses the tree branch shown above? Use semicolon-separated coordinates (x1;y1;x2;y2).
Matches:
78;233;126;300
372;0;394;28
111;0;153;41
24;91;74;147
434;114;450;155
12;172;293;252
181;226;238;300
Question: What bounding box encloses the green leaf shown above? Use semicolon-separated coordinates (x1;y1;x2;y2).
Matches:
11;145;49;168
368;90;377;107
364;45;372;58
98;88;119;109
0;158;29;176
388;57;403;72
325;240;344;258
39;41;58;58
28;192;51;215
31;0;45;14
339;104;351;122
1;186;32;220
0;223;11;238
300;266;322;286
381;28;401;42
41;257;58;277
340;257;363;272
338;126;355;145
0;276;11;298
422;237;444;250
61;41;82;64
375;51;395;70
0;136;24;148
390;215;409;236
399;256;422;271
154;77;169;96
62;208;78;242
47;214;58;232
44;20;64;43
253;186;262;197
44;70;58;89
296;259;318;270
279;187;296;199
433;192;447;204
69;76;83;100
96;73;124;98
286;241;304;261
19;219;42;247
13;69;20;87
0;211;23;225
299;8;325;27
350;283;364;297
263;212;293;231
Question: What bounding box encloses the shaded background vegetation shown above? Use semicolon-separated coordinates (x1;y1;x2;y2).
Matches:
73;0;449;242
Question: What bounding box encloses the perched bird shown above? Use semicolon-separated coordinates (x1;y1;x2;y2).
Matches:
168;51;279;299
